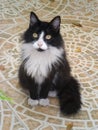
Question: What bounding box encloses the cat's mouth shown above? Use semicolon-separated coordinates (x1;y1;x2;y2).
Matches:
37;48;45;52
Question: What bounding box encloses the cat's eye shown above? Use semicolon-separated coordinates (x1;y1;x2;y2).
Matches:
45;35;52;40
32;33;38;38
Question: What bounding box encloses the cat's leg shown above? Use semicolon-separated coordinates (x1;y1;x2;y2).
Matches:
19;64;39;106
28;84;39;106
39;89;50;106
48;84;57;97
56;76;82;115
39;81;51;106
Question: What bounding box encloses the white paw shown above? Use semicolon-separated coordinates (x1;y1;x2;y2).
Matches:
28;98;38;106
48;91;57;97
39;99;49;106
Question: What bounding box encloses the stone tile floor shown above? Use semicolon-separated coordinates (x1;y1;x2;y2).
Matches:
0;0;98;130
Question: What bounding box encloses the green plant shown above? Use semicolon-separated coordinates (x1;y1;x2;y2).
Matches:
0;90;13;103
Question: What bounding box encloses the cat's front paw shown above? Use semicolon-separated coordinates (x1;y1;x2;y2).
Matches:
28;98;38;106
39;99;49;106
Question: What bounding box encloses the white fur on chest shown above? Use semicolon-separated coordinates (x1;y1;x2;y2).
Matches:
22;43;63;84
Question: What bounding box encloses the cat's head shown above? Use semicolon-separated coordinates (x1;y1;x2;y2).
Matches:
23;12;63;51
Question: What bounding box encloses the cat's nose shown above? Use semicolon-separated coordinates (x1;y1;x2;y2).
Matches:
38;42;43;47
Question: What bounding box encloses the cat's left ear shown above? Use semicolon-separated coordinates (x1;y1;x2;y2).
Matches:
50;16;61;31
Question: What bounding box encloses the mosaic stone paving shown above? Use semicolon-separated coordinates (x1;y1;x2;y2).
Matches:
0;0;98;130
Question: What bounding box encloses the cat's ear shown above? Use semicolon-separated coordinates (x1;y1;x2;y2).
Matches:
50;16;61;31
30;12;39;26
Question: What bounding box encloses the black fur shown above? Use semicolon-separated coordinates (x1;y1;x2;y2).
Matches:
19;12;81;115
56;76;81;115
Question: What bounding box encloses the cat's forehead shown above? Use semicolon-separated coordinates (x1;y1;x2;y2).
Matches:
40;21;49;27
38;21;50;32
31;21;51;33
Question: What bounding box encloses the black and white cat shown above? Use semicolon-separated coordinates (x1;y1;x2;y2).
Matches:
19;12;81;115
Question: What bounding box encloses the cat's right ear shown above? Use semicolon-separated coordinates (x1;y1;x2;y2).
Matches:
30;12;39;26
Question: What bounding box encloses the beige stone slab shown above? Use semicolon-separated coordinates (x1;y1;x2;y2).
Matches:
35;106;59;116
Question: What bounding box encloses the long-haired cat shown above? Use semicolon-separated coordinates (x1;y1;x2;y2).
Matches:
19;12;81;115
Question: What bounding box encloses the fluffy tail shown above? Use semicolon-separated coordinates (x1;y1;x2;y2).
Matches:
57;76;82;115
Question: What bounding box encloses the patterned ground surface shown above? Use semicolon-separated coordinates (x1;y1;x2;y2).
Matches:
0;0;98;130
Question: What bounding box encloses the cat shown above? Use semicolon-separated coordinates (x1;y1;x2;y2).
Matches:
19;12;81;115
